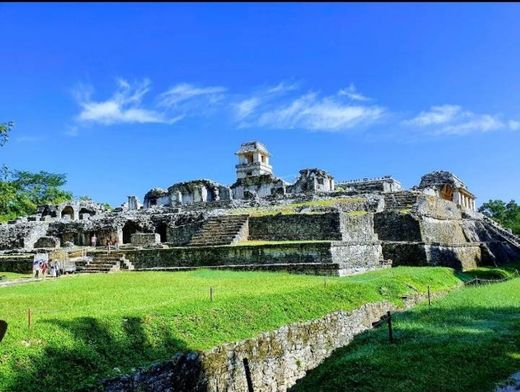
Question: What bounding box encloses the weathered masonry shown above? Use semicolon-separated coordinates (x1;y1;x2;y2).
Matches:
1;141;519;275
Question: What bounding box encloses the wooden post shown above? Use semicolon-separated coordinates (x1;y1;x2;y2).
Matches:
242;358;254;392
0;320;7;343
387;311;394;343
210;287;213;302
427;285;431;306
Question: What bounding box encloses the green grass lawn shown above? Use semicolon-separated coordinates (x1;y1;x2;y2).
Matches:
0;267;461;392
0;272;32;282
291;275;520;392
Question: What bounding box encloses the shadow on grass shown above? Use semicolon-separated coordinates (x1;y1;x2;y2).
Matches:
291;304;520;392
6;316;195;392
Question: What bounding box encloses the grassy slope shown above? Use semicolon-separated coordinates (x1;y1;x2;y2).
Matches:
227;197;366;217
292;276;520;392
0;267;460;392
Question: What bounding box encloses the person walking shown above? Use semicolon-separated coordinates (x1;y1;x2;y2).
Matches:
32;256;40;279
41;259;48;280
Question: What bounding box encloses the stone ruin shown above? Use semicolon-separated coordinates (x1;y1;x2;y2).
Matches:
0;141;518;276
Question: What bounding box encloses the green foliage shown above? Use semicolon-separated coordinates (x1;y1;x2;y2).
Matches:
293;273;520;392
479;199;520;234
0;121;14;146
0;267;461;391
0;167;72;222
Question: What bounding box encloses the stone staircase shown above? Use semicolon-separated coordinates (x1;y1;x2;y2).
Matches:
384;192;419;210
189;215;249;247
482;216;520;249
80;252;134;273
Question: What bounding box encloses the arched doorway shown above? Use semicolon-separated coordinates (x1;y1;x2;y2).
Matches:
79;208;95;219
155;222;168;243
122;221;139;244
440;184;454;202
61;206;75;219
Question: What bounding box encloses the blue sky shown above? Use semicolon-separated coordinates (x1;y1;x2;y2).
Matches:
1;3;519;206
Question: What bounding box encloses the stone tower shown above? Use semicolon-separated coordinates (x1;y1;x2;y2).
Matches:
235;141;273;179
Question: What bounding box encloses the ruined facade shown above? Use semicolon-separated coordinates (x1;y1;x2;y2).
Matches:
415;170;476;211
336;176;402;193
1;141;518;276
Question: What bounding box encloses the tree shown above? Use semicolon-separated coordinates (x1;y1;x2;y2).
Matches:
479;199;520;235
0;121;14;146
0;168;73;222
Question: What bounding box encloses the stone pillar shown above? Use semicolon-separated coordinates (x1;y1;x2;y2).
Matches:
128;196;139;210
453;190;462;206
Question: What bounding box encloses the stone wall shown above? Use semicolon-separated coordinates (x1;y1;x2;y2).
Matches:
248;213;342;241
167;222;204;246
0;255;33;273
131;233;160;247
104;302;395;392
339;213;379;242
374;211;422;242
331;241;386;275
33;236;60;249
125;242;335;270
0;222;49;250
419;216;468;244
381;242;483;270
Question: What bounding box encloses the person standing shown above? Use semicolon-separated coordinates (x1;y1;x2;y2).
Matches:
41;259;48;280
91;234;97;248
32;256;40;279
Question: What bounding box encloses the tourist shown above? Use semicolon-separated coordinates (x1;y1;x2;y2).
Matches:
107;240;112;254
114;238;120;252
32;257;40;279
40;259;49;280
91;234;97;248
49;259;57;278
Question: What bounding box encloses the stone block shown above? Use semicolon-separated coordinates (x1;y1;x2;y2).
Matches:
131;233;160;247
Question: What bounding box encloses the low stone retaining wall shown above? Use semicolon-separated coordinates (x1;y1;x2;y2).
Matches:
104;290;450;392
382;241;484;270
0;255;33;273
124;241;386;276
125;242;335;271
104;301;395;391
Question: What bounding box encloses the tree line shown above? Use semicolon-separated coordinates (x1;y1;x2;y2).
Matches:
0;122;74;221
478;200;520;235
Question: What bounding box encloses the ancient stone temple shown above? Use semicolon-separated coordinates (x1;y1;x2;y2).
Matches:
336;176;402;193
235;141;273;179
1;141;518;276
416;171;476;211
288;169;335;194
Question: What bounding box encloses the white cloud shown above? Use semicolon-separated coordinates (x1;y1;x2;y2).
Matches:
254;92;384;131
407;105;461;126
509;120;520;131
266;81;300;95
72;78;519;138
75;79;178;125
16;135;45;143
234;97;261;121
158;83;226;108
338;84;371;102
406;105;519;136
